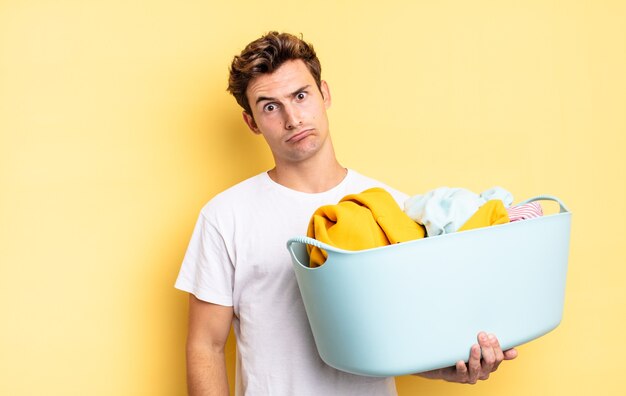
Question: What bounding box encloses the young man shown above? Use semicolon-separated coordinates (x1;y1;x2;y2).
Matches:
175;32;517;396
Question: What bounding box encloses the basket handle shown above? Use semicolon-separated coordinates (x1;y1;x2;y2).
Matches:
516;195;570;213
286;236;347;268
287;236;346;253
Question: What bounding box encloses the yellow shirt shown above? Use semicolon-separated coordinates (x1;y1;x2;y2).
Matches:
307;188;425;267
458;199;510;232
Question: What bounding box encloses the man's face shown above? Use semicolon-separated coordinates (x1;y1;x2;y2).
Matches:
243;59;332;166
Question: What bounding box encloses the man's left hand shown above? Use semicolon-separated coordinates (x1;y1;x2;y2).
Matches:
416;332;518;384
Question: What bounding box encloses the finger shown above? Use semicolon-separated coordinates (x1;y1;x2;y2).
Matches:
489;333;505;371
455;360;468;383
503;348;518;360
468;344;481;384
478;332;496;376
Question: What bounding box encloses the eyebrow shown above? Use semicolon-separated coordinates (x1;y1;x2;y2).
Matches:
255;85;311;105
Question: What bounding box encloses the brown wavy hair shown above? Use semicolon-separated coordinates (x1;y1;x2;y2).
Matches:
227;32;322;115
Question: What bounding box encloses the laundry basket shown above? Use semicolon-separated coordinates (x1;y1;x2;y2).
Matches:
286;196;571;377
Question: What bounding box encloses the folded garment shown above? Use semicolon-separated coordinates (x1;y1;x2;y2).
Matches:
506;201;543;222
307;188;426;267
404;186;513;236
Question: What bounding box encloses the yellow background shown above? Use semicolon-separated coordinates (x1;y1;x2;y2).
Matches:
1;0;625;395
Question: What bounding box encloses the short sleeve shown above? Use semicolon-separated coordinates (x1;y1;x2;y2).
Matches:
174;211;234;306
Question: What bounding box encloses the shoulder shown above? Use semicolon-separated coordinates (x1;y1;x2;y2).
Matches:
199;172;269;221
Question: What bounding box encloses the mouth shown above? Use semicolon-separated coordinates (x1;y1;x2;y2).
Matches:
286;129;314;143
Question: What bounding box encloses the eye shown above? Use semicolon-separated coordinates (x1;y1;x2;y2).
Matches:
264;103;278;112
296;92;307;100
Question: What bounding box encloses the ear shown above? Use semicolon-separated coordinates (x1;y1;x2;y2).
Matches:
320;80;332;109
242;111;261;134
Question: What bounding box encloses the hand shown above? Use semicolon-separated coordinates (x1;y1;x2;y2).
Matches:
416;332;518;384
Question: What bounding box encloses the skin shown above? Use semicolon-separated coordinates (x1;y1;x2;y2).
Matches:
186;296;233;395
242;59;346;193
417;332;518;384
185;59;517;395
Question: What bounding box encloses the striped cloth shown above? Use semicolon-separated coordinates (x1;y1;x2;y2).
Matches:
506;201;543;222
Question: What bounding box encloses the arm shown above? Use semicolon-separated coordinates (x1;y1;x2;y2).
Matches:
186;294;234;396
415;332;518;384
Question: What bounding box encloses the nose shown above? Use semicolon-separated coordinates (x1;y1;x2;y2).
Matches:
284;104;302;130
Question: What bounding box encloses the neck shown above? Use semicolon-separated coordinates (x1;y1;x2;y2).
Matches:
268;144;346;193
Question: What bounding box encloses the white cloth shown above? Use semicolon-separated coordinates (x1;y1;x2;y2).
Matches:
175;170;405;396
480;187;514;207
403;186;513;236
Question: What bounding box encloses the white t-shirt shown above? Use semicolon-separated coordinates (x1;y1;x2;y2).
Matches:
175;169;408;396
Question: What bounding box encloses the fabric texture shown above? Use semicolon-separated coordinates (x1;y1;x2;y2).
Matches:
480;187;514;207
457;199;510;231
175;170;403;396
506;201;543;222
307;187;425;267
404;186;513;236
